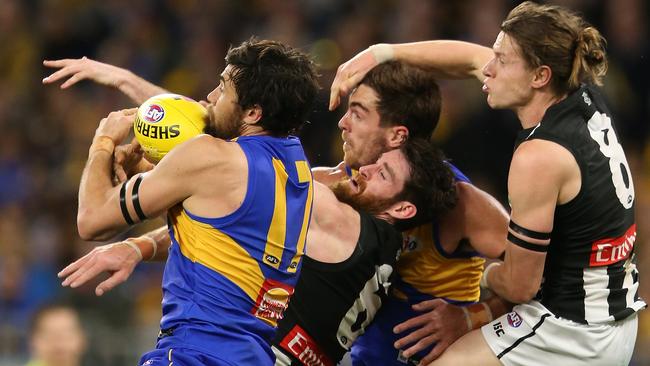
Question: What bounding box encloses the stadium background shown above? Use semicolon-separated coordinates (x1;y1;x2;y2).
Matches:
0;0;647;364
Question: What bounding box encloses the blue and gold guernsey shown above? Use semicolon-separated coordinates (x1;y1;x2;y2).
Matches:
351;163;485;365
147;135;313;366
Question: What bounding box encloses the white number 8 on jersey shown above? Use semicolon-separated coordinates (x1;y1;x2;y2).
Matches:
587;111;635;209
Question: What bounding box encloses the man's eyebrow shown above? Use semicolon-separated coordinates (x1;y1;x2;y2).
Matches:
383;161;396;181
349;101;369;113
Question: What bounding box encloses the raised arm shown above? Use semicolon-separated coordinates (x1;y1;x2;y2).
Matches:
77;109;224;240
43;57;168;104
59;226;171;296
329;41;493;110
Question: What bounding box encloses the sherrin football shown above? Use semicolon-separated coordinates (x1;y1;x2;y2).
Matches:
134;93;207;163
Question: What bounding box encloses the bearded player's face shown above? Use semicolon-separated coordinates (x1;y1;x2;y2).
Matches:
330;149;411;215
205;65;244;140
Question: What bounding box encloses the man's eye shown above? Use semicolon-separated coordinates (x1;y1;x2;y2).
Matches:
380;171;386;180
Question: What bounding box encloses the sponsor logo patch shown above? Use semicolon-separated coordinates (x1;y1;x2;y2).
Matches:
279;325;333;366
589;224;636;267
251;278;293;327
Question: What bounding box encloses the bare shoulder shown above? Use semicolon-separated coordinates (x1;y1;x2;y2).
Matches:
448;181;508;258
160;134;246;173
456;182;507;217
509;139;577;195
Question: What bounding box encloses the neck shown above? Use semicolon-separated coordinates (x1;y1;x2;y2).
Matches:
239;123;271;137
515;90;568;129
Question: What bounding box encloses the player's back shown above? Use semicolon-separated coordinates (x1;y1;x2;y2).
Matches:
517;84;644;324
157;135;314;365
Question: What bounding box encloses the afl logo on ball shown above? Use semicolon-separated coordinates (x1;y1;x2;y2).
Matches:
507;311;522;328
144;104;165;123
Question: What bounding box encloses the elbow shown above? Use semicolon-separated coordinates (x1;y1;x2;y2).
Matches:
505;285;538;304
77;210;108;241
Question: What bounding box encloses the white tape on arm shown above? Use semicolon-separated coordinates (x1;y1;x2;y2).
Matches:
480;262;502;289
369;44;394;63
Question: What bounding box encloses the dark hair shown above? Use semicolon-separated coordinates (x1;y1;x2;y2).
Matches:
225;38;320;136
393;138;457;231
360;61;442;139
501;1;608;95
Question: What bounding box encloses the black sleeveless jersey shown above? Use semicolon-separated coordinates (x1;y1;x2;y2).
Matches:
515;84;645;324
272;211;403;365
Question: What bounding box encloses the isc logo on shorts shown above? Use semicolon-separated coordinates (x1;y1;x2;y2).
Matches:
507;312;522;328
144;104;165;123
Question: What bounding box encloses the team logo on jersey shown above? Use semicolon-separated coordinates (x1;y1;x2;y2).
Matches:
507;311;522;328
251;278;293;327
279;325;333;366
589;224;636;267
143;104;165;123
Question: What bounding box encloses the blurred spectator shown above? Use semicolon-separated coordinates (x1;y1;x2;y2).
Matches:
25;304;87;366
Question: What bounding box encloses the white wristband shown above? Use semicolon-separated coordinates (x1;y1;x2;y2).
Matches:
480;262;502;289
143;236;158;261
369;43;394;63
122;240;143;261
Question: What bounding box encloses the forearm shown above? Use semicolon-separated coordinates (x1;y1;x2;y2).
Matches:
312;164;346;186
486;262;538;304
391;40;492;81
117;70;169;104
78;137;122;240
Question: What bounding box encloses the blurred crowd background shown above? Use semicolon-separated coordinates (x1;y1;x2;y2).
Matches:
0;0;647;365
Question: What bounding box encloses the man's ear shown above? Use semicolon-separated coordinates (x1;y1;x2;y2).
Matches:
386;125;409;148
243;104;263;124
531;65;552;89
386;200;417;220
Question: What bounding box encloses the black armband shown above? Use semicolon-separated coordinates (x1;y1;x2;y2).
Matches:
509;220;551;240
507;232;548;253
131;175;148;221
119;181;135;225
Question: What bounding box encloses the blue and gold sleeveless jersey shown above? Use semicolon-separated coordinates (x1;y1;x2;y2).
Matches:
157;135;313;365
352;163;486;365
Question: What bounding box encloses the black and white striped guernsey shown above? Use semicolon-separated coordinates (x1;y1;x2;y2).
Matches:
272;211;403;365
515;84;646;324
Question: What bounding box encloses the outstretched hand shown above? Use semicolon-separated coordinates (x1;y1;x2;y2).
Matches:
43;57;129;89
393;298;469;364
58;241;142;296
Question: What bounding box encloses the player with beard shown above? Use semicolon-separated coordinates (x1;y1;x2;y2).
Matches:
272;139;456;365
47;55;510;364
67;38;319;366
331;2;644;365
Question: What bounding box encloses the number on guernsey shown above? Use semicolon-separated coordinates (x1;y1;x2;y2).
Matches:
587;112;634;208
